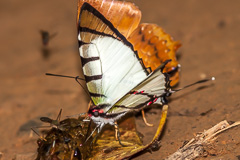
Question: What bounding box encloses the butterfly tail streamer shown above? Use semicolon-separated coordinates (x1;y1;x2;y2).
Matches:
171;77;216;93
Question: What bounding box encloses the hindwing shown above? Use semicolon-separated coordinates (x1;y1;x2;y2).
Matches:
107;60;171;115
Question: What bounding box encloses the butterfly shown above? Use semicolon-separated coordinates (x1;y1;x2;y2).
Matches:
77;0;181;127
77;2;173;144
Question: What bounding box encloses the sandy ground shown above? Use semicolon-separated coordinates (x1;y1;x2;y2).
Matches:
0;0;240;159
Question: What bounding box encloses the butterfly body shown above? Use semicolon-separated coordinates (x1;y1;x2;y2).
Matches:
89;108;127;126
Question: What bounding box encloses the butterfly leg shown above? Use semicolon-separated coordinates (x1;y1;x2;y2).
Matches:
114;122;126;147
141;109;154;127
90;123;106;146
90;132;99;147
85;124;99;145
114;122;118;141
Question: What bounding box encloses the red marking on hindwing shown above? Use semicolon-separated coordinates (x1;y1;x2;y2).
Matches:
147;101;152;106
153;98;158;102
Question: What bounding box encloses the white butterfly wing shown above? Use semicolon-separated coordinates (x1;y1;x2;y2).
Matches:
78;3;149;110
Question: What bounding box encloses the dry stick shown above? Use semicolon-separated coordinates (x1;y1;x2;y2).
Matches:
204;121;240;142
165;120;240;160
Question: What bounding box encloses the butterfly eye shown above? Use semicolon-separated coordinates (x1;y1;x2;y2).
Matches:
93;111;99;117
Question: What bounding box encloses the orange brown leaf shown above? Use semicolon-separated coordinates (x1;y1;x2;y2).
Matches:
128;23;181;86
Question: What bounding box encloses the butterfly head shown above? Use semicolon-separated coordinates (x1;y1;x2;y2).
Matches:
88;107;104;118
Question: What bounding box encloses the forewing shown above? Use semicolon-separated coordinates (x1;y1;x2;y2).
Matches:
107;60;171;114
78;3;148;108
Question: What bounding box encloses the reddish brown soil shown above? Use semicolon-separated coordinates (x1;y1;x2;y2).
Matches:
0;0;239;159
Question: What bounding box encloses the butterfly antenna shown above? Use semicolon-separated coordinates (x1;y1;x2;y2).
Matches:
46;73;93;102
46;73;85;80
171;77;215;93
66;112;87;118
75;76;93;102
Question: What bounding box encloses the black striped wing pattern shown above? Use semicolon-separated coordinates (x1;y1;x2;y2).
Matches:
78;3;170;116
